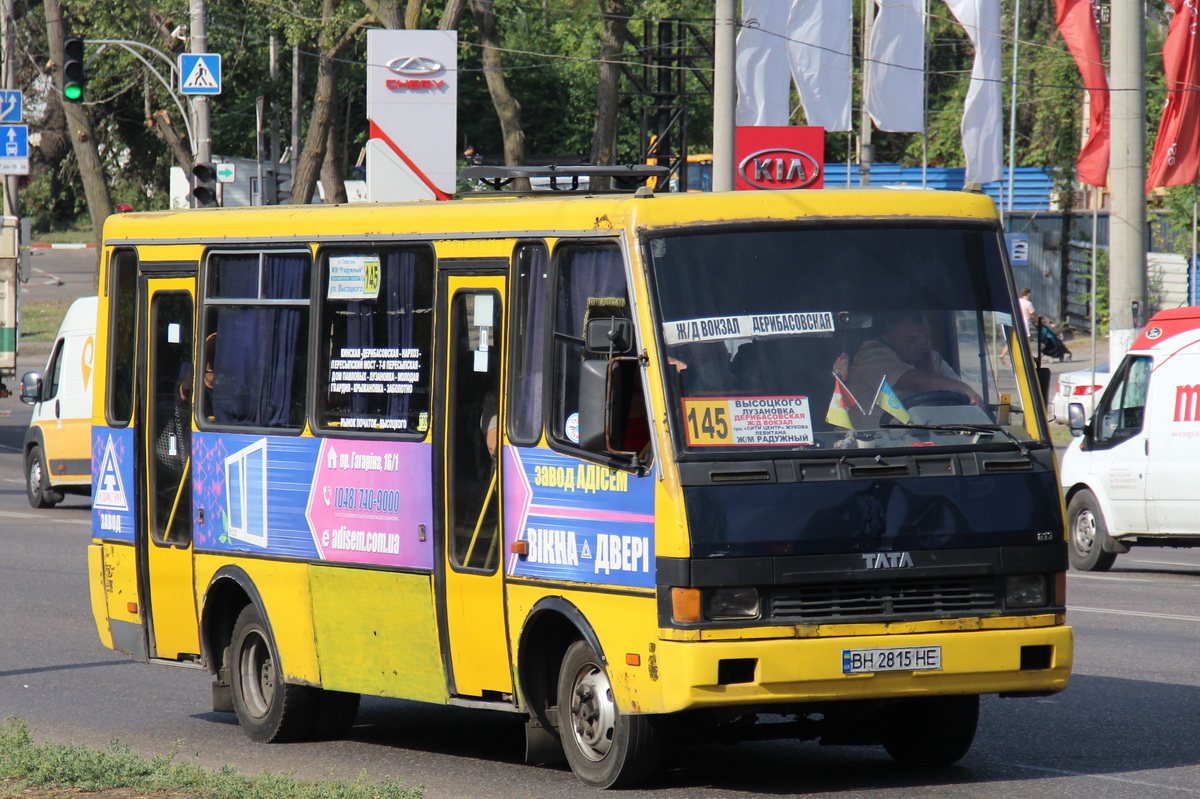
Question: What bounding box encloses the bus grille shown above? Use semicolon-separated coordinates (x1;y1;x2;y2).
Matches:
769;577;999;622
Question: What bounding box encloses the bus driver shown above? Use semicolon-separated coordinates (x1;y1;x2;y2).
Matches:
848;310;984;426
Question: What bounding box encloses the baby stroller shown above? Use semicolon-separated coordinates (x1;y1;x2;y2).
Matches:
1038;320;1072;362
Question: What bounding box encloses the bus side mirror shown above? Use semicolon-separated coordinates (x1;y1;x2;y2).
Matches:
20;372;41;405
1067;402;1088;437
578;357;644;463
585;317;634;355
578;360;608;450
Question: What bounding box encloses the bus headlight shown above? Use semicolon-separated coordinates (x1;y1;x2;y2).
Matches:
705;587;760;620
1005;575;1047;608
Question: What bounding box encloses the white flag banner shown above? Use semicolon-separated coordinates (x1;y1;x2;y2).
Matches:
787;0;853;131
943;0;1003;184
865;0;926;132
736;0;791;125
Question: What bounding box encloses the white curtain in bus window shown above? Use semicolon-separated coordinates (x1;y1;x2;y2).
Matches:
319;248;434;434
207;252;310;428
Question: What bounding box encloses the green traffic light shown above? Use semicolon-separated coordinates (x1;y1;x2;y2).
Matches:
64;84;82;101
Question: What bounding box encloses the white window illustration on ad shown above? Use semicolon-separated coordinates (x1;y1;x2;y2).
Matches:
225;438;269;547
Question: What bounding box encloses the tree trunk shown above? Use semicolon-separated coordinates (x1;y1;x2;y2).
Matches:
404;0;423;29
44;0;112;249
287;2;369;204
364;0;403;29
437;0;467;29
590;0;629;190
320;103;348;204
471;0;526;173
149;110;193;176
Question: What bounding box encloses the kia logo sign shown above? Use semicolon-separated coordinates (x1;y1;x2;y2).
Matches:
738;148;821;190
385;56;444;76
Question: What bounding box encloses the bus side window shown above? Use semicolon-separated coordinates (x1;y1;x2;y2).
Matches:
202;251;310;429
107;249;138;426
550;243;644;459
508;242;548;444
316;247;435;434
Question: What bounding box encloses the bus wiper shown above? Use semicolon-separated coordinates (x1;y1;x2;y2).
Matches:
880;422;1029;456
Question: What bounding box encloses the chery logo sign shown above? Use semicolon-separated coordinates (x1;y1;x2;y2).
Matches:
384;56;447;90
738;148;821;190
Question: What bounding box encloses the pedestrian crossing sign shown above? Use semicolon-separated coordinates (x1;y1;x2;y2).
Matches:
179;53;222;96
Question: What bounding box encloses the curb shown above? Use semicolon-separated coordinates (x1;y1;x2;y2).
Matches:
30;243;95;249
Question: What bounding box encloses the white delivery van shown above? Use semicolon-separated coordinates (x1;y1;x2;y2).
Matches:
1060;307;1200;570
19;296;96;508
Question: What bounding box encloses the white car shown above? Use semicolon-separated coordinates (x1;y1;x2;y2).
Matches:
1051;363;1110;423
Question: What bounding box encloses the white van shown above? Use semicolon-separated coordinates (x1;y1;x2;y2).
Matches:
1060;307;1200;570
20;296;96;508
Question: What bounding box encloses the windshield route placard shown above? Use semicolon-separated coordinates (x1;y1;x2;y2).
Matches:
682;396;814;446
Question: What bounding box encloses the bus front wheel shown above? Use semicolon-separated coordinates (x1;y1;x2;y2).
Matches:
230;604;315;742
881;694;978;767
556;640;662;788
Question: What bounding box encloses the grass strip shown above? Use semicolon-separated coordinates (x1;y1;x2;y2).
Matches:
19;300;74;343
0;717;422;799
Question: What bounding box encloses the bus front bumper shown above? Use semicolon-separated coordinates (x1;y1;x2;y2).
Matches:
649;623;1073;714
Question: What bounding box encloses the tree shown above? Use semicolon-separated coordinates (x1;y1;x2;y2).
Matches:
470;0;526;172
590;0;630;171
43;0;111;247
286;0;371;205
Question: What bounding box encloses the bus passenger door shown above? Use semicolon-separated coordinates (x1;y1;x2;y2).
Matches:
437;270;512;698
140;280;200;660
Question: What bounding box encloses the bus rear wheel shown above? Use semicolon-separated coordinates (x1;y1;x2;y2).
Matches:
556;639;661;788
881;694;978;767
230;604;315;742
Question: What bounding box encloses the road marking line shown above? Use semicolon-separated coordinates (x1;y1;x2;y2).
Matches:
1127;559;1200;567
0;510;90;526
1068;573;1154;583
1071;606;1200;623
1005;762;1200;793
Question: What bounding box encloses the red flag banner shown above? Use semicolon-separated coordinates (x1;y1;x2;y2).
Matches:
1056;0;1109;187
1147;0;1200;192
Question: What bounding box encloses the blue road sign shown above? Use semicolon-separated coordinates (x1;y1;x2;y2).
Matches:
0;91;22;124
0;124;29;175
179;53;222;96
0;125;28;158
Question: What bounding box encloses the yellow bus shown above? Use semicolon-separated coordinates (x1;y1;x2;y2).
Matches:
88;171;1072;788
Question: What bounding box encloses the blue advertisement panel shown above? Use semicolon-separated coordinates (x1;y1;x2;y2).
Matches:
92;427;137;543
502;448;656;589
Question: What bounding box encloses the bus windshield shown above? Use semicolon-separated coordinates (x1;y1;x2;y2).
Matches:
646;223;1037;455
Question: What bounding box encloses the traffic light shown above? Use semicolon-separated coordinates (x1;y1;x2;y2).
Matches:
62;37;85;103
191;162;218;208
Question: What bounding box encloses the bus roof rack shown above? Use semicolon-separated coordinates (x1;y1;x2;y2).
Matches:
460;164;670;195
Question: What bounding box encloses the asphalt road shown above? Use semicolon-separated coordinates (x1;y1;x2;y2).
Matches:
6;250;1195;797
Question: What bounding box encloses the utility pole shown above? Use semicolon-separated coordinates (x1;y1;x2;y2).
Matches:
712;0;736;192
190;0;212;164
1;0;17;217
1107;1;1147;368
859;0;874;186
